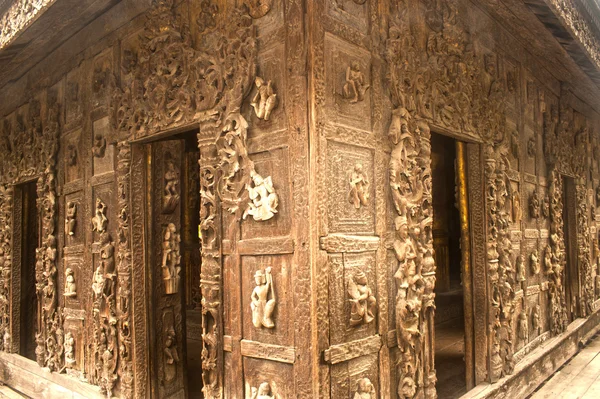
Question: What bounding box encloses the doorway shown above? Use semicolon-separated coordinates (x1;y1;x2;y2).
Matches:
143;133;202;398
17;181;38;361
431;133;468;398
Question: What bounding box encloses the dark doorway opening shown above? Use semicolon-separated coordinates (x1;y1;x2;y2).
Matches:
18;181;38;360
562;175;579;320
431;133;466;399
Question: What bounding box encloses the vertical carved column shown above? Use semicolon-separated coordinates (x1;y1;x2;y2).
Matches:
576;183;594;316
389;110;435;398
117;141;133;398
0;184;13;353
198;140;223;399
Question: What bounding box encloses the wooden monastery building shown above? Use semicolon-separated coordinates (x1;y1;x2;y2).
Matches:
1;0;600;398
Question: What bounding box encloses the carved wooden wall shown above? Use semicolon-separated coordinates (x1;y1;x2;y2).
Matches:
0;0;598;398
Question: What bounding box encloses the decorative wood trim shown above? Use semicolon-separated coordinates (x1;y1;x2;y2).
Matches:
240;339;295;364
323;335;382;365
319;234;380;253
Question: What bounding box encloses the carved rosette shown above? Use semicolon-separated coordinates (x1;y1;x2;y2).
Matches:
117;142;133;398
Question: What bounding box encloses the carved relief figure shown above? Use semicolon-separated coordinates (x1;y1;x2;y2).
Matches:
251;267;276;329
92;198;108;233
164;327;179;365
197;0;218;33
532;305;541;335
64;268;77;297
163;154;180;213
516;254;526;282
64;332;76;368
348;269;376;326
544;245;553;275
512;191;522;223
66;143;78;166
92;134;107;158
250;77;277;121
343;61;370;103
243;171;279;221
527;137;536;158
349;163;369;209
251;382;277;399
542;194;550;219
354;377;376;399
65;201;77;236
518;311;528;342
161;223;181;294
529;190;540;219
530;249;540;275
510;130;520;159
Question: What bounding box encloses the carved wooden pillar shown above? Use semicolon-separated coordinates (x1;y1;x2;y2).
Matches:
197;139;223;399
0;184;13;353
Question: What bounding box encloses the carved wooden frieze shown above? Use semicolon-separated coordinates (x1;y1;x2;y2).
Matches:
0;0;57;51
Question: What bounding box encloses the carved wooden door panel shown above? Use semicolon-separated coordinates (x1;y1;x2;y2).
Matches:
147;139;187;399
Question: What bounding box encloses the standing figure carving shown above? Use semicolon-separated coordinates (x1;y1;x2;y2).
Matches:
530;249;540;275
251;382;278;399
529;190;540;219
347;269;376;326
65;201;77;236
163;155;180;214
354;378;376;399
64;268;77;297
348;163;369;209
92;134;107;158
92;198;108;233
251;77;277;121
343;61;369;103
516;255;526;282
64;332;76;368
243;171;279;221
161;223;181;294
251;267;276;329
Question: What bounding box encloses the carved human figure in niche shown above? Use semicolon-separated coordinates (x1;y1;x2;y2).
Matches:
66;143;78;166
163;156;180;213
516;254;526;282
542;195;550;218
349;163;369;209
510;130;520;159
530;249;540;275
354;377;376;399
518;311;528;342
64;332;76;368
161;223;181;294
250;77;277;121
251;382;277;399
65;201;77;236
544;246;553;275
527;137;536;158
92;266;105;313
532;305;541;334
512;191;522;223
251;267;276;329
92;199;108;233
529;190;540;219
64;268;77;297
164;328;179;365
243;171;279;221
348;269;376;326
343;61;370;103
92;134;107;158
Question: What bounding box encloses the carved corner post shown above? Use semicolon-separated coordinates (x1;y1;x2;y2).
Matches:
197;138;223;399
116;141;134;398
0;184;14;353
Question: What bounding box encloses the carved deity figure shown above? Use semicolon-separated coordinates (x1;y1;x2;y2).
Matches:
64;268;77;297
518;311;528;342
527;137;536;158
163;156;180;213
65;201;77;236
530;249;540;275
92;266;105;313
251;382;276;399
92;134;107;158
161;223;181;294
164;328;179;365
250;77;277;121
544;246;552;275
66;143;78;166
512;191;522;223
542;195;550;218
92;198;108;233
516;254;526;283
348;269;376;326
251;267;276;329
243;171;279;221
64;332;76;368
354;377;376;399
348;163;369;209
343;61;370;103
510;130;520;159
529;190;540;219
